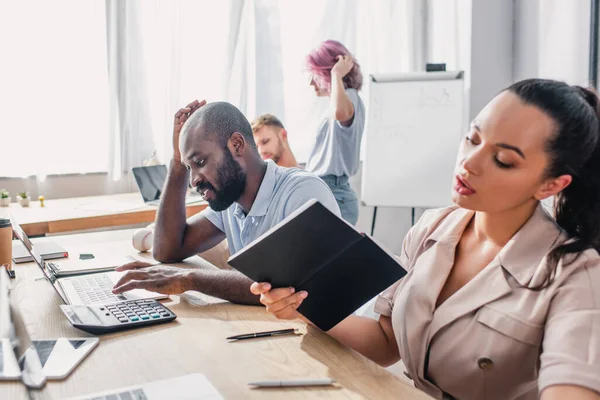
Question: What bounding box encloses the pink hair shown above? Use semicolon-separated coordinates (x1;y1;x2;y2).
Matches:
305;40;363;92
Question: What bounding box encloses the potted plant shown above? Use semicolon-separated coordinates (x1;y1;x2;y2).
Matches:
0;190;9;207
17;191;30;207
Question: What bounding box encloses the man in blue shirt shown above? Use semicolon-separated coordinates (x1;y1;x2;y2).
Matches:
112;100;340;305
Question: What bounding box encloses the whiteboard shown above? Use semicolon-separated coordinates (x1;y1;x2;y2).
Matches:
361;71;465;208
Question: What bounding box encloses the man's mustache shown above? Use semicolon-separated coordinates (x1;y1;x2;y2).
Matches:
196;182;215;193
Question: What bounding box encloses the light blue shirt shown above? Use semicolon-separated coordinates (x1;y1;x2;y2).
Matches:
305;88;365;178
200;160;340;255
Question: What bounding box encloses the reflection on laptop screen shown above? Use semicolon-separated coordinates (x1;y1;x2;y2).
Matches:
132;165;167;203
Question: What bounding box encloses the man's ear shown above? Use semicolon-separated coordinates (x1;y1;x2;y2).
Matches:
534;174;572;200
229;132;245;156
279;129;288;141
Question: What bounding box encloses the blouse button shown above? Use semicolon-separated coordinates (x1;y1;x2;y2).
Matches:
477;357;494;370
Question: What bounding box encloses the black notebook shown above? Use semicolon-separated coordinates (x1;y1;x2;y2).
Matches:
228;199;407;331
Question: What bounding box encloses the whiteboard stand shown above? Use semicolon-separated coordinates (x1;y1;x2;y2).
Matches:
370;207;377;236
361;71;465;210
370;207;418;236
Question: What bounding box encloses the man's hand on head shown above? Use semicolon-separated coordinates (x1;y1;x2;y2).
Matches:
173;99;207;162
112;261;195;295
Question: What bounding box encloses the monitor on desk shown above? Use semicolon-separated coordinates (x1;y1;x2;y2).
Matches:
132;165;167;204
132;165;203;205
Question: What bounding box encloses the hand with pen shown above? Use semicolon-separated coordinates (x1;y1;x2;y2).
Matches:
250;282;309;321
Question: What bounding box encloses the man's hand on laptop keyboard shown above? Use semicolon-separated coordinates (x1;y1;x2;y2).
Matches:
112;261;194;295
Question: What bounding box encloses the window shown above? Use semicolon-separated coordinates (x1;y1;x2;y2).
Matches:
0;1;109;179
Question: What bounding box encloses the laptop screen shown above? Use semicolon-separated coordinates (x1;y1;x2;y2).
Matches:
132;165;167;203
10;217;67;303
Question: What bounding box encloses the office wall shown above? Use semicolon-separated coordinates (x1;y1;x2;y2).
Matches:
468;0;514;121
514;0;540;81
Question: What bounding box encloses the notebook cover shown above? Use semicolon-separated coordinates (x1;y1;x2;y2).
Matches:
296;235;406;330
228;200;407;330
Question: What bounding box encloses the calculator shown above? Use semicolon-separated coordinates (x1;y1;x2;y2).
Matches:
60;299;177;334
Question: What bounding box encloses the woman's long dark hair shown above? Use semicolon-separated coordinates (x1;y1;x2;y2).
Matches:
508;79;600;287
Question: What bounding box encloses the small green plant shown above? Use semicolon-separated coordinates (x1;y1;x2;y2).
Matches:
0;190;8;199
18;191;28;199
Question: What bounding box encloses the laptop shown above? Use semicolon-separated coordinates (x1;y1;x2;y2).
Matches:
0;267;98;386
132;165;204;206
11;217;131;278
66;373;223;400
11;218;167;306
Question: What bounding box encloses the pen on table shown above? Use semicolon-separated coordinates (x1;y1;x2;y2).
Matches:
226;328;300;341
248;379;336;388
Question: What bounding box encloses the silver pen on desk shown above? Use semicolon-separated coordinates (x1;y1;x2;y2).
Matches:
248;378;336;388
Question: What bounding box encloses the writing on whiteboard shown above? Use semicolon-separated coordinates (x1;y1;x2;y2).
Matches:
418;87;454;107
371;125;416;141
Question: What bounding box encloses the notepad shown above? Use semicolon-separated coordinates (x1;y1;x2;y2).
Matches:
228;199;407;331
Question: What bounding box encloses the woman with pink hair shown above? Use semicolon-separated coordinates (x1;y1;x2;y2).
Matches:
304;40;365;225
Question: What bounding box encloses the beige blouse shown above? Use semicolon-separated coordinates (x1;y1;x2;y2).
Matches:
375;204;600;400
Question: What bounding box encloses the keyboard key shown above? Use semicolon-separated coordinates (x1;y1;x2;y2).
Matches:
150;314;159;319
140;315;150;320
130;317;139;322
118;317;128;323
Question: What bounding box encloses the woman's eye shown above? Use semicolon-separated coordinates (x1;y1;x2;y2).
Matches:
195;159;205;167
494;158;513;169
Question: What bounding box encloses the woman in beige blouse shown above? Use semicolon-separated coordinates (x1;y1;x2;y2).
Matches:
251;79;600;400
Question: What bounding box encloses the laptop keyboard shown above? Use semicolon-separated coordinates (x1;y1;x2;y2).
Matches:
70;274;127;305
80;388;148;400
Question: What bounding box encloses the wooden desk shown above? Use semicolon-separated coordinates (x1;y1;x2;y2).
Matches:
0;193;207;236
3;229;431;400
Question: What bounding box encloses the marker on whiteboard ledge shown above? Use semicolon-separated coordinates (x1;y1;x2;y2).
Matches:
426;63;446;72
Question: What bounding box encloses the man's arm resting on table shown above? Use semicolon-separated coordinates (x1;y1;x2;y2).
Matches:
153;160;226;263
188;269;260;305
